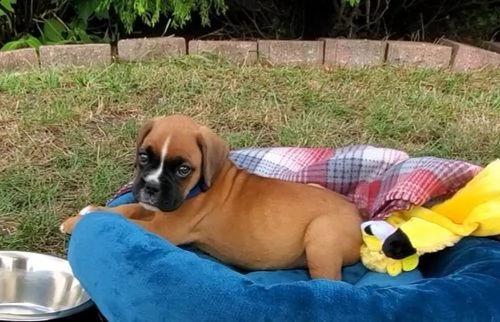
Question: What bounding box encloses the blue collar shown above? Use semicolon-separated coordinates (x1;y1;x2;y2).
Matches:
186;180;208;199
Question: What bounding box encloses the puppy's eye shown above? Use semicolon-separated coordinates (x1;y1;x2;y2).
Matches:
176;165;192;178
138;153;149;165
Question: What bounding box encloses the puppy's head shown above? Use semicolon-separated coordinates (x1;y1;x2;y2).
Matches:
132;115;229;212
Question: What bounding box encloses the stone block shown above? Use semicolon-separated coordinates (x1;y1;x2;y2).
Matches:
324;38;386;67
257;40;324;66
0;48;39;72
189;40;257;64
118;37;186;61
39;44;111;68
386;41;452;68
438;39;500;71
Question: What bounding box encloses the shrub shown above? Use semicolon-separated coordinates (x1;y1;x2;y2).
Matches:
447;4;500;44
0;0;70;49
93;0;227;33
0;0;227;50
1;0;499;51
216;0;500;41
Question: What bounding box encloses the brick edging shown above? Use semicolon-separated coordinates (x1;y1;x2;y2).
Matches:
1;37;500;73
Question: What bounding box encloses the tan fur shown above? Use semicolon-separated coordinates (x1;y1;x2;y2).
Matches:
61;115;363;280
197;126;230;188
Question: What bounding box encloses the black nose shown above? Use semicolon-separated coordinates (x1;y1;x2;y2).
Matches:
144;182;160;195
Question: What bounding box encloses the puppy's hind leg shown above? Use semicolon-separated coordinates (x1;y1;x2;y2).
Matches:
303;215;359;281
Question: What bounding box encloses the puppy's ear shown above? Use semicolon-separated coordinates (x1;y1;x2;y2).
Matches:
136;118;155;151
134;118;155;167
197;126;229;188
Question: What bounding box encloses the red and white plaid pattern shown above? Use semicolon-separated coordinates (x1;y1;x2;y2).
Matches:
108;145;482;220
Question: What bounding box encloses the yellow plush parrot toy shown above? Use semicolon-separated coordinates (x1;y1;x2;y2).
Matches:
360;159;500;276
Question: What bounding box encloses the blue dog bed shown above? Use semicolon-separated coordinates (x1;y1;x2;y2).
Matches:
68;213;500;321
67;146;500;321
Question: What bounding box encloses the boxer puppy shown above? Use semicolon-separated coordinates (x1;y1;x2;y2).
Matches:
61;115;363;280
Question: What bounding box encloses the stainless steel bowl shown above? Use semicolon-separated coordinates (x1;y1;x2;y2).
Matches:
0;251;93;321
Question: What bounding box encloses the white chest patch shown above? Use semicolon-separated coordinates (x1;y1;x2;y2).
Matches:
144;136;171;184
139;202;161;212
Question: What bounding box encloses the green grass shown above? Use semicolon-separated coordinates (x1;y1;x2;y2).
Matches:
0;55;499;257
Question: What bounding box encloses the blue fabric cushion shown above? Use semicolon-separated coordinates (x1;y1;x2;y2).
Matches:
68;197;500;321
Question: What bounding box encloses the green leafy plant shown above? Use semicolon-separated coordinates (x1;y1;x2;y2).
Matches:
38;17;106;44
0;0;15;16
1;0;499;53
1;34;41;51
0;0;16;45
451;4;500;43
345;0;360;6
0;17;101;51
0;0;79;51
0;0;111;51
94;0;227;33
1;0;227;51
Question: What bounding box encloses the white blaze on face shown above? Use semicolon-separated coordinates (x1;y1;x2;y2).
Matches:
144;136;171;184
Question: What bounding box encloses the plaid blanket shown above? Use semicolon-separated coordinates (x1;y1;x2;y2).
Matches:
109;145;482;220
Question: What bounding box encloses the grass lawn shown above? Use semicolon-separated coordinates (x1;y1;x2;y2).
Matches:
0;55;499;257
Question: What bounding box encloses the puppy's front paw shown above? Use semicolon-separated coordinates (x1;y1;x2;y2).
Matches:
79;205;99;216
59;205;101;235
59;217;79;235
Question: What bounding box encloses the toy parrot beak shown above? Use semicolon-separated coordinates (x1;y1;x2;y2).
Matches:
382;228;417;260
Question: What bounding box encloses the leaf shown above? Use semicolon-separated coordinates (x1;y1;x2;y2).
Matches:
1;38;29;51
1;40;24;51
74;27;92;43
92;33;108;43
0;0;15;13
24;35;42;49
42;18;67;43
0;34;37;52
66;17;96;44
344;0;360;6
75;0;100;22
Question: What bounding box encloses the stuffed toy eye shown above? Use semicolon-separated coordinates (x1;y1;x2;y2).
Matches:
361;221;396;242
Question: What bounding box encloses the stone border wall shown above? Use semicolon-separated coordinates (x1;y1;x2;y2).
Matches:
1;37;500;73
